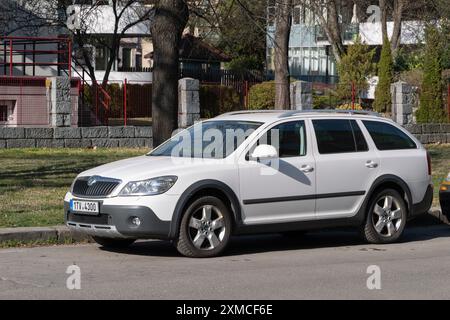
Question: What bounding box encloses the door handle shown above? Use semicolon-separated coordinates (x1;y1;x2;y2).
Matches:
300;165;314;173
366;161;379;169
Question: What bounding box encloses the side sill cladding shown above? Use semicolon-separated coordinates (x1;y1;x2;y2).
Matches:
169;180;243;239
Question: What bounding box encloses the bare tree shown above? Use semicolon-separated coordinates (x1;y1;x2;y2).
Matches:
1;0;153;86
310;0;346;64
274;0;292;110
62;0;153;86
151;0;189;146
379;0;406;56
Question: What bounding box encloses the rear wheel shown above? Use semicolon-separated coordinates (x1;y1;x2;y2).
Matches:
175;196;232;258
92;237;135;249
361;189;407;244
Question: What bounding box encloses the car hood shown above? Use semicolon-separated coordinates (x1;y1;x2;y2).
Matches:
78;155;217;182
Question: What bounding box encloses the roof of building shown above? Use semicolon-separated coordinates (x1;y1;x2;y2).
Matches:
145;34;232;63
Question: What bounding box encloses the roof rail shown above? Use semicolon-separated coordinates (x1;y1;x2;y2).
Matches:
280;109;382;118
216;110;282;117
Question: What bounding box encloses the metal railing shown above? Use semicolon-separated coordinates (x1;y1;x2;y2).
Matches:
0;36;72;78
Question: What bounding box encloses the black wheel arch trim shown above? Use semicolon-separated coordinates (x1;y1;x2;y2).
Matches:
169;180;242;239
364;174;413;218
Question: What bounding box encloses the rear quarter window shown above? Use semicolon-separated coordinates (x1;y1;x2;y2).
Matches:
363;120;417;150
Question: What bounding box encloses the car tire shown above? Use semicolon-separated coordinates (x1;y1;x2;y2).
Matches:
92;236;136;249
361;189;407;244
175;196;232;258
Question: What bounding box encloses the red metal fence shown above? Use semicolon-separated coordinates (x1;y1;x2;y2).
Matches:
79;80;152;127
0;36;71;78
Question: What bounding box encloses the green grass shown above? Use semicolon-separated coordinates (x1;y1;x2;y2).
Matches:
0;145;449;229
0;148;148;228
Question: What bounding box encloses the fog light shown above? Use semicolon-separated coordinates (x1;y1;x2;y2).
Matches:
441;185;448;192
131;217;142;227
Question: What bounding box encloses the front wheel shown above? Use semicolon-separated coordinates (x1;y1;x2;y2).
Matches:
92;236;136;249
175;196;232;258
361;189;407;244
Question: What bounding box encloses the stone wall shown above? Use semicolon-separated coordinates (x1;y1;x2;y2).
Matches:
1;123;448;149
0;126;152;149
404;124;450;144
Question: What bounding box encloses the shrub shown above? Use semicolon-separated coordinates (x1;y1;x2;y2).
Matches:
337;36;376;100
313;89;342;109
336;103;363;111
373;37;394;113
200;85;241;118
416;26;447;123
248;81;276;110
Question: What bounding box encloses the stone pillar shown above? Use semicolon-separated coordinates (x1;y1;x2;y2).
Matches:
178;78;200;128
47;77;72;127
391;81;413;125
290;81;313;110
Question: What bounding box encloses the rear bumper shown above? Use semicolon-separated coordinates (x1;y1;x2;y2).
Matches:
64;201;171;240
411;184;434;218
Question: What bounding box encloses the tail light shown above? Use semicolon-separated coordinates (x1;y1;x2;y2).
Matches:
426;152;432;176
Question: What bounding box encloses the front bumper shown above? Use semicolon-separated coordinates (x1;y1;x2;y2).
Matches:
64;200;171;240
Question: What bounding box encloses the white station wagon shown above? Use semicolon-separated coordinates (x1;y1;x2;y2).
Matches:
65;110;433;258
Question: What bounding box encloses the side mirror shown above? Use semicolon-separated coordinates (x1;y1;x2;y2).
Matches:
250;144;279;161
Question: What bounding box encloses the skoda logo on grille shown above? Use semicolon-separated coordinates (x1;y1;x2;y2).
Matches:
87;176;100;187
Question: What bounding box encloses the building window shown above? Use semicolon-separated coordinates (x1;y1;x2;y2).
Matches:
122;48;132;70
95;46;108;71
135;53;142;70
0;105;7;122
293;0;304;25
267;0;276;27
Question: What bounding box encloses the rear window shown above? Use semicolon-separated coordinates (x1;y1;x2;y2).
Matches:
363;121;417;150
313;119;368;154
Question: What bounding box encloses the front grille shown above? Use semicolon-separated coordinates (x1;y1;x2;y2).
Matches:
72;177;121;197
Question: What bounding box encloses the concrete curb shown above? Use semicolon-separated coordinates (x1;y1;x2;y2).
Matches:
0;226;92;245
0;210;448;247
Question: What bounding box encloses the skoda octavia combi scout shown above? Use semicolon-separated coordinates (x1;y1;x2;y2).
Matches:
65;110;433;258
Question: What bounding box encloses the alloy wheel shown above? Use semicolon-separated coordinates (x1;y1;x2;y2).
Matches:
372;195;403;237
188;205;226;250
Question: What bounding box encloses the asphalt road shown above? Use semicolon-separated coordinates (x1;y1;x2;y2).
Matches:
1;224;450;300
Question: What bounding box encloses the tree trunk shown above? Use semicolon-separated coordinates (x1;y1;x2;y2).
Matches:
379;0;388;41
327;0;345;62
151;0;189;147
313;0;345;64
390;0;405;56
274;0;292;110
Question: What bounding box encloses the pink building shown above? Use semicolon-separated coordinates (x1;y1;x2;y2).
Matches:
0;77;79;127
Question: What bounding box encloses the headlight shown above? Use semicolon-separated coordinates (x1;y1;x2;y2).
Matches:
119;176;178;196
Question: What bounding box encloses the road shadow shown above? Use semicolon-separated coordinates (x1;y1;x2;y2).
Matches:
100;224;450;258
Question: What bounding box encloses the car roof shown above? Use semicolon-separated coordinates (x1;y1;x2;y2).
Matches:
214;110;385;124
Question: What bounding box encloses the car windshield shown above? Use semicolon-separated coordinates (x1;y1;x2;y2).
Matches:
149;121;262;159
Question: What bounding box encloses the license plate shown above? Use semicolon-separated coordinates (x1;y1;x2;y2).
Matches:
70;200;99;215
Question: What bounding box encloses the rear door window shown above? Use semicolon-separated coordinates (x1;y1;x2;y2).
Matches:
313;119;368;154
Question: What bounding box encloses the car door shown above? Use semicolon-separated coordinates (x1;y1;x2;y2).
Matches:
238;120;316;225
311;118;380;219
